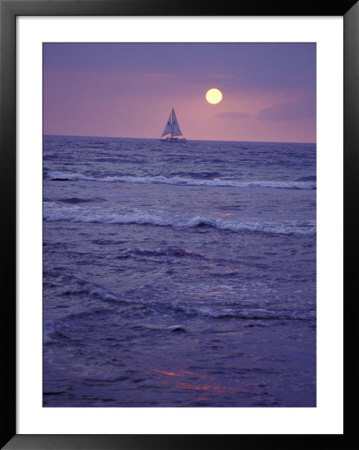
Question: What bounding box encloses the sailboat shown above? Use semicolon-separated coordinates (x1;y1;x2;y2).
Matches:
160;108;187;142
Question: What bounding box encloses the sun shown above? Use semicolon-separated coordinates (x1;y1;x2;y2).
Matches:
206;88;223;104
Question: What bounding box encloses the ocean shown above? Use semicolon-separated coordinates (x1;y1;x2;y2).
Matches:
43;135;316;407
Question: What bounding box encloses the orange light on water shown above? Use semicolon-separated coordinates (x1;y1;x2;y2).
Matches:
211;212;232;217
196;396;210;402
155;370;178;377
153;367;238;394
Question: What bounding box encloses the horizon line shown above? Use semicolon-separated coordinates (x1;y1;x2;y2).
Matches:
43;133;316;145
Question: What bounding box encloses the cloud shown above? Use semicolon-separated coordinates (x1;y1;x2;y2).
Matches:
216;111;250;119
256;97;316;121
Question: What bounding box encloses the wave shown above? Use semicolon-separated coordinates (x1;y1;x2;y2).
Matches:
43;319;81;345
59;197;98;204
44;300;314;344
117;246;204;259
46;170;316;190
169;303;314;322
295;175;316;182
43;203;316;236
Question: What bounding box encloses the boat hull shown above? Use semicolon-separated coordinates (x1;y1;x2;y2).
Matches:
160;137;187;143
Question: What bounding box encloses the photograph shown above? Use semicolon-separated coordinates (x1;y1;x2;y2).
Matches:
42;42;317;408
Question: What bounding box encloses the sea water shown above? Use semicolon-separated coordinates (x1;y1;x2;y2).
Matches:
43;135;316;407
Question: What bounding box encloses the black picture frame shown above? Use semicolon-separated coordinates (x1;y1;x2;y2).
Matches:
1;0;357;448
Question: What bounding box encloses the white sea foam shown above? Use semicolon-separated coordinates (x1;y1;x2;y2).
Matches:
43;202;316;236
47;170;316;190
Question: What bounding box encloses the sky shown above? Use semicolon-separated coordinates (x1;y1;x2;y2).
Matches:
43;43;316;143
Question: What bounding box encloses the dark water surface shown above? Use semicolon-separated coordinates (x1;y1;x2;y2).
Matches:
43;135;316;407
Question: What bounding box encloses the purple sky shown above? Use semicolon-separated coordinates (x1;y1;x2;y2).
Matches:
43;43;316;143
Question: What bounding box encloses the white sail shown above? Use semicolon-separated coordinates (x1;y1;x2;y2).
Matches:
170;109;182;136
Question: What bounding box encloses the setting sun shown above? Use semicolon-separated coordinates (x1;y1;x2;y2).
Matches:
206;88;223;104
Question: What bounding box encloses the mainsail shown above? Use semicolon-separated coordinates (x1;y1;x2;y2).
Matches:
170;109;182;136
161;108;183;138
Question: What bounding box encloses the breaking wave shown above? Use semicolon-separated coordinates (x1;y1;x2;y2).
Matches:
46;170;316;190
43;202;315;236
